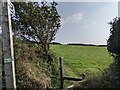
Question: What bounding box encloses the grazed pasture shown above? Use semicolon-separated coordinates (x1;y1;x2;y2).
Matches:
50;45;113;78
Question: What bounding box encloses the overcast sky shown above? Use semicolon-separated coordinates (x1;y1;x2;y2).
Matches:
53;2;118;45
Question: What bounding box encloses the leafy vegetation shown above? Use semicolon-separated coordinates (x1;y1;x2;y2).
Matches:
108;17;120;56
73;60;119;88
9;1;61;88
107;17;120;87
12;1;61;62
1;1;119;89
14;37;60;89
2;1;62;89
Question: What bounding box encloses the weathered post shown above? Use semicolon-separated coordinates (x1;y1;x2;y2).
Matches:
59;57;85;89
0;36;2;89
0;1;2;89
60;57;64;89
0;0;2;64
2;0;16;89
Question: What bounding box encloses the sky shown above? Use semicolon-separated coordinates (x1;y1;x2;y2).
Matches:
52;2;118;45
0;1;118;45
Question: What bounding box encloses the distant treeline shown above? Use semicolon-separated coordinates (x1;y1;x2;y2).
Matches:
50;42;62;45
97;45;107;47
67;43;107;47
50;42;107;47
67;43;96;46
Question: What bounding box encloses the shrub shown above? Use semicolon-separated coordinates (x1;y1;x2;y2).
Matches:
107;17;120;87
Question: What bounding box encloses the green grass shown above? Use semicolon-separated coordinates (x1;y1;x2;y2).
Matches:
50;45;113;78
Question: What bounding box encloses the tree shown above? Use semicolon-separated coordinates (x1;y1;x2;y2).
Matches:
12;2;61;62
107;17;120;56
107;17;120;87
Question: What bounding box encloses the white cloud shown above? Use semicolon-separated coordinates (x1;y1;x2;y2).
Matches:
61;13;83;26
83;22;97;29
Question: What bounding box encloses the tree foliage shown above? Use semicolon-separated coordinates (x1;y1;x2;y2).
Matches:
107;17;120;87
107;17;120;57
12;2;61;62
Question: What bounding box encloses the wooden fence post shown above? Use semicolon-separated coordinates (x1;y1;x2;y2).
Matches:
59;57;64;89
59;57;85;89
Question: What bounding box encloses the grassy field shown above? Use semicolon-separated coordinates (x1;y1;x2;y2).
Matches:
50;45;113;79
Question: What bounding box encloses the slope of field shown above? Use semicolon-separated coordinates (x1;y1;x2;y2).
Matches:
50;45;113;78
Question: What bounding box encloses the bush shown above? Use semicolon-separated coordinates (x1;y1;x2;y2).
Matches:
107;17;120;56
14;37;60;89
107;17;120;87
74;62;119;88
